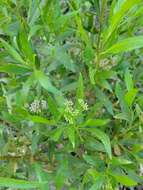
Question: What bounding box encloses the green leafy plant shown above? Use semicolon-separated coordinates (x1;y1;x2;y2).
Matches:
0;0;143;189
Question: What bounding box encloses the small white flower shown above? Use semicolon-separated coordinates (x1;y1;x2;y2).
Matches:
72;109;79;116
64;114;74;124
28;99;48;113
64;100;74;113
66;100;73;107
29;100;41;113
78;99;88;111
41;100;47;109
63;99;88;124
78;99;84;104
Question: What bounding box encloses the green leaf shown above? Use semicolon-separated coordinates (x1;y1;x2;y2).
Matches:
17;25;34;63
85;128;112;159
75;14;90;45
85;138;105;152
99;79;113;92
47;95;59;120
128;170;143;184
83;154;97;166
111;157;132;166
0;38;25;64
61;82;77;92
125;88;138;106
83;119;110;127
0;64;31;75
102;36;143;55
55;157;68;189
21;74;35;103
28;25;42;40
67;127;75;148
27;0;46;26
114;112;130;121
76;73;84;100
89;66;96;85
29;115;55;125
103;0;141;43
51;127;63;141
89;176;105;190
114;175;137;186
115;82;130;115
84;45;94;65
125;69;134;91
34;163;49;190
53;45;76;72
31;133;40;154
95;87;113;115
35;70;61;95
0;177;41;189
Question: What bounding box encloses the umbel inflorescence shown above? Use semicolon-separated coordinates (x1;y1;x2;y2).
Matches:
64;99;88;124
26;99;88;125
27;99;47;113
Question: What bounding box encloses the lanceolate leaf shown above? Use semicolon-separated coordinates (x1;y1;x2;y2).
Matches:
35;70;61;95
0;177;42;189
76;73;84;100
67;127;75;148
0;38;25;64
83;119;110;127
125;69;134;91
111;157;132;166
34;164;49;190
114;112;131;121
52;45;76;72
103;0;141;43
125;88;138;107
51;128;63;141
47;95;59;120
102;36;143;55
89;66;96;85
28;115;55;125
114;175;137;186
85;128;112;159
0;64;32;74
89;176;105;190
17;25;34;63
115;82;130;115
95;87;113;115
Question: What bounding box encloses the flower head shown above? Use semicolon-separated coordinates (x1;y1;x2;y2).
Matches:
28;99;47;113
78;99;88;111
41;100;47;109
63;99;88;124
29;100;41;113
64;100;78;124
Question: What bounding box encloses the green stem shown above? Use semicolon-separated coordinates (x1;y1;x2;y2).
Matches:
96;0;107;70
36;0;49;42
74;125;84;142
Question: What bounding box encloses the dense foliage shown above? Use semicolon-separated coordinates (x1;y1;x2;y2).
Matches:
0;0;143;189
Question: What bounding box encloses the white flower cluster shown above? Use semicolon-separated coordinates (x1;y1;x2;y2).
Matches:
99;58;116;70
64;100;79;124
78;99;88;111
28;99;47;113
64;99;88;124
140;164;143;175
